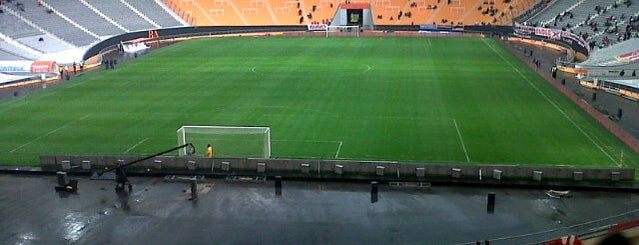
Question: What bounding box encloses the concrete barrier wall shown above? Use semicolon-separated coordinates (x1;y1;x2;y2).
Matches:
41;155;635;181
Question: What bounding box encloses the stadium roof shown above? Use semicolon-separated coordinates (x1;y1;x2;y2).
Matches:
576;39;639;68
595;78;639;88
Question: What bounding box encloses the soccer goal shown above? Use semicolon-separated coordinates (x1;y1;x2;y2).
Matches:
325;25;360;38
177;125;271;158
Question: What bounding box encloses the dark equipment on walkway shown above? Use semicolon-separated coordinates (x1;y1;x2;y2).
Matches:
97;143;195;193
54;171;78;193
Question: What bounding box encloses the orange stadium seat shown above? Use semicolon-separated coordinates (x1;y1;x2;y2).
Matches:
164;0;530;26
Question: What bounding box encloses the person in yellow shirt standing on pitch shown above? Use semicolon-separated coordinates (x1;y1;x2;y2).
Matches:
206;144;213;158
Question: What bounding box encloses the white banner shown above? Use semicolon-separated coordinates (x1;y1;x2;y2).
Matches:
307;24;327;31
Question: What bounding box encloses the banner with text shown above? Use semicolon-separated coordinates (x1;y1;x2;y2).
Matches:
513;23;589;54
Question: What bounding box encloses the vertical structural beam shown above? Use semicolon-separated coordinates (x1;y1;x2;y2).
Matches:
487;192;495;213
274;176;282;196
190;178;198;201
371;181;378;203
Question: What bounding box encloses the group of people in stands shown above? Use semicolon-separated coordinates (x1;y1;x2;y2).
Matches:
294;0;333;24
527;1;637;50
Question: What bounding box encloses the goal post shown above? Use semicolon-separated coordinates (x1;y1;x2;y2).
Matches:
177;125;271;158
325;25;360;38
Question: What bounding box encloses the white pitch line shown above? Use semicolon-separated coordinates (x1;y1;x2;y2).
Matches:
427;38;432;46
335;141;343;158
10;114;92;153
453;119;470;162
275;139;341;144
10;125;67;153
481;39;617;164
124;138;149;154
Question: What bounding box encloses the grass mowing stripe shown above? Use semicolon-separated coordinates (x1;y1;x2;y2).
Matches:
481;38;617;165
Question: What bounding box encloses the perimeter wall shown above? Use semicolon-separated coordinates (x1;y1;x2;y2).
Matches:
41;154;634;182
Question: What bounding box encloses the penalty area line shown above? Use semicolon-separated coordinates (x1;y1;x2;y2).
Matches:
453;119;470;163
124;138;149;154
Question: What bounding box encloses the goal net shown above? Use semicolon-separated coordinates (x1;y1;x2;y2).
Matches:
325;25;360;38
177;125;271;158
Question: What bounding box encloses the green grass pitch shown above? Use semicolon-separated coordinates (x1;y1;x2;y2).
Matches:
0;36;637;168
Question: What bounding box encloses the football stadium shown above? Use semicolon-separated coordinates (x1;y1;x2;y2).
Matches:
1;0;639;244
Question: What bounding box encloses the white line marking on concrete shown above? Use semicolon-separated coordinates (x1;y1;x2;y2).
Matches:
481;39;616;164
10;114;92;153
124;138;149;154
453;119;470;162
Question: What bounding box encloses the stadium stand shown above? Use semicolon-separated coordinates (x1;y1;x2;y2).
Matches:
0;0;188;67
43;0;124;37
15;34;75;54
271;0;308;25
126;0;186;28
0;36;42;60
524;0;639;48
296;0;336;25
83;0;157;32
165;0;533;26
521;0;638;100
524;0;584;27
578;38;639;68
0;10;43;38
0;48;27;61
234;0;277;25
2;1;99;47
571;31;639;101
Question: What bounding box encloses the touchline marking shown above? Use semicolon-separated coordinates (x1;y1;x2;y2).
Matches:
453;119;470;162
274;139;341;144
481;39;616;164
124;138;149;154
335;141;343;158
10;114;92;153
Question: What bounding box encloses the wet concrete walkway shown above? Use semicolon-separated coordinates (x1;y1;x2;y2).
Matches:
1;174;638;244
